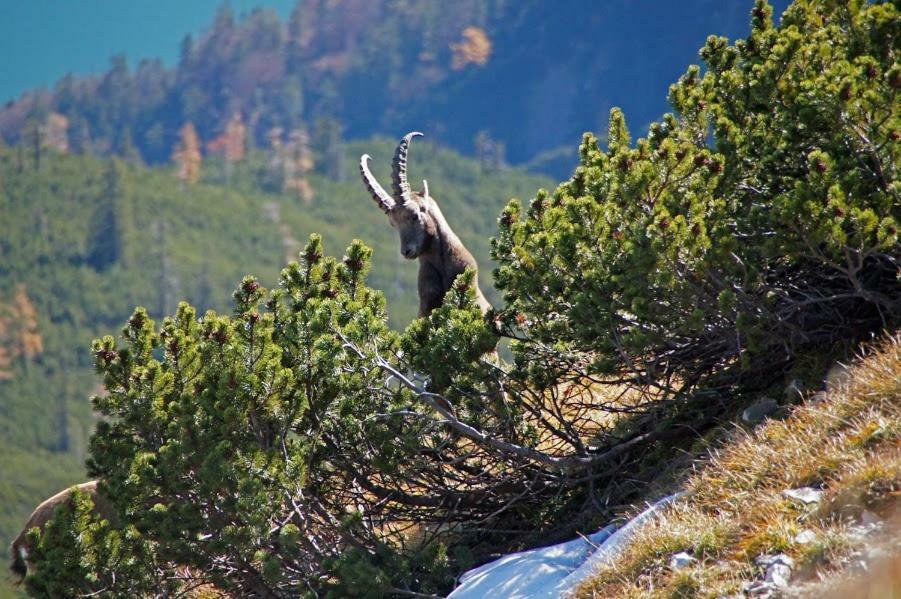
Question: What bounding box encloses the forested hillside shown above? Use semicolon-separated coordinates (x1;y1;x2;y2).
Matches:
1;0;897;597
0;0;789;178
0;139;550;589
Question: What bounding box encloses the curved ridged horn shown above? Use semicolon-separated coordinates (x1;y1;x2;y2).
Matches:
360;154;395;213
391;131;423;205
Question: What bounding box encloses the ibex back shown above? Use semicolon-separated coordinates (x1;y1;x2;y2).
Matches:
360;132;491;318
9;480;115;582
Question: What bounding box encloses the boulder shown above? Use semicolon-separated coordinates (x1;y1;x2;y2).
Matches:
742;398;779;424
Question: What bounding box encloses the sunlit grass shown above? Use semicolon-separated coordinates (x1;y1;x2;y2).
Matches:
574;334;901;598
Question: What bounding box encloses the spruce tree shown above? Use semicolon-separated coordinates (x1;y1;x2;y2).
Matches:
86;159;129;271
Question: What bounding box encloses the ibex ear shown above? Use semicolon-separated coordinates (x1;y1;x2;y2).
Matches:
421;179;430;201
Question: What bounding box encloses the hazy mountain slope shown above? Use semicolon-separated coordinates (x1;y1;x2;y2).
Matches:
0;0;789;178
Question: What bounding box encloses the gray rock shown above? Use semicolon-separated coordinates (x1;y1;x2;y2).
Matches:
767;562;793;587
784;378;804;403
844;551;869;575
669;551;697;570
825;362;850;391
860;509;882;526
744;580;779;598
848;521;883;541
808;390;828;403
755;553;794;588
782;487;824;504
742;398;779;424
755;553;795;569
793;529;817;544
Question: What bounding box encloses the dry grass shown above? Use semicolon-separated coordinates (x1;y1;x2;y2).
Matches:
573;334;901;598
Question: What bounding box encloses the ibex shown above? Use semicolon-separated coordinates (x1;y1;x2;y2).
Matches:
360;131;491;318
9;480;114;582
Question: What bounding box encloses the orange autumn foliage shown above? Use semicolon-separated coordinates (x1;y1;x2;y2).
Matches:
173;123;202;184
207;113;247;164
0;284;44;378
13;284;43;359
451;27;492;70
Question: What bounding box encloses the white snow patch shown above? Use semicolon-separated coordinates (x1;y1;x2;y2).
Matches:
448;494;682;599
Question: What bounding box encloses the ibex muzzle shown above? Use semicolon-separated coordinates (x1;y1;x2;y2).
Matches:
360;132;490;318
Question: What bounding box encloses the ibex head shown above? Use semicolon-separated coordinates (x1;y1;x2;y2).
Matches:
360;132;439;259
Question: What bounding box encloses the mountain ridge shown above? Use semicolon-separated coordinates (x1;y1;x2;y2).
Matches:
0;0;790;179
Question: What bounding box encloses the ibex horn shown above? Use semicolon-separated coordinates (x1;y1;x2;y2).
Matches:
359;154;395;213
392;131;423;206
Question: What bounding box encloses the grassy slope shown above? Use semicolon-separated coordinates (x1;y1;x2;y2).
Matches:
0;141;551;592
575;335;900;598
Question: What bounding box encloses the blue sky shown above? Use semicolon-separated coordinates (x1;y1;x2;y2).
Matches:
0;1;296;104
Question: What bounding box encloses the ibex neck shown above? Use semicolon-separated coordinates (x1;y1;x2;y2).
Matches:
421;202;463;264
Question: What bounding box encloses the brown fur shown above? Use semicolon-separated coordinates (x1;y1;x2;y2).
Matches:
406;191;491;317
9;480;115;582
360;132;491;318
